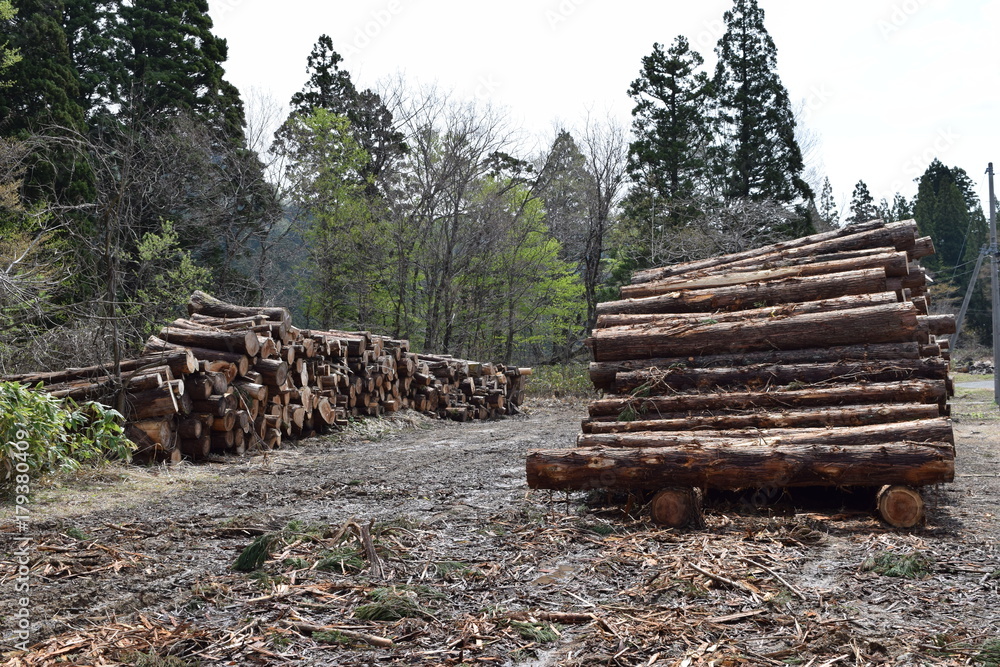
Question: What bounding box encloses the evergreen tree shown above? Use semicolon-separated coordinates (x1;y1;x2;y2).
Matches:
626;37;712;205
712;0;810;203
537;130;592;263
120;0;244;138
0;0;19;83
845;180;876;224
818;176;838;227
61;0;127;120
912;159;987;284
283;34;405;195
0;0;92;204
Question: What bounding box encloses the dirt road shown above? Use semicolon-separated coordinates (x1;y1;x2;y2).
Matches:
1;398;998;665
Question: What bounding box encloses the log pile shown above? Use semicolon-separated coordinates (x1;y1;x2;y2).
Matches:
6;291;529;462
526;219;957;528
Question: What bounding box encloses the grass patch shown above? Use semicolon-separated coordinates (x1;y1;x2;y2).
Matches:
509;620;559;644
312;629;353;645
64;525;90;540
861;551;932;579
976;638;1000;667
524;363;595;399
232;533;280;572
354;587;435;621
315;546;365;573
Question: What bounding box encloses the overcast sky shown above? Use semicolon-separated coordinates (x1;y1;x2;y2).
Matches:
209;0;1000;216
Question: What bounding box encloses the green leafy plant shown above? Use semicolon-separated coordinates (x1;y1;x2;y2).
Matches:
232;533;279;572
509;620;559;643
354;588;434;621
315;547;364;573
861;551;932;579
1;382;133;492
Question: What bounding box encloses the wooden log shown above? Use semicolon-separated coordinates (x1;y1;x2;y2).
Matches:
631;220;918;284
621;251;911;299
143;336;250;377
177;417;203;440
599;268;889;316
254;358;288;387
590;303;920;362
210;410;237;432
179;434;211;458
576;418;955;449
588;342;925;391
650;488;699;528
877;485;924;528
588;380;947;418
187;290;291;328
127;419;174;447
525;441;954;491
596;292;900;329
920;314;957;335
190;394;231;418
3;350;196;386
159;326;260;357
582;403;943;434
126;384;179;420
613;357;951;394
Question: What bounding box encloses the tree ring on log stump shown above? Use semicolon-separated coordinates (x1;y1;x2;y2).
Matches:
650;488;698;528
876;484;924;528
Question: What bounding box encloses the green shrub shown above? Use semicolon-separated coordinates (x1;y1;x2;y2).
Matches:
0;381;133;492
524;363;595;399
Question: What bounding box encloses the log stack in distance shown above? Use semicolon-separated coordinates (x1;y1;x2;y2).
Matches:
5;290;530;464
525;219;956;529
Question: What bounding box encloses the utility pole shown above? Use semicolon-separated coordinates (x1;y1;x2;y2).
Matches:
989;163;1000;404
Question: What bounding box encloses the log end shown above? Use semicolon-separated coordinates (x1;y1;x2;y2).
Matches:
650;487;699;528
876;484;924;528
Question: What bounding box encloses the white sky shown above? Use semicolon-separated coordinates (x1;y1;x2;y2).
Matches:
209;0;1000;216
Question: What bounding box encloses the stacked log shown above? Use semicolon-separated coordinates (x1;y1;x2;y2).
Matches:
526;219;956;528
6;291;528;462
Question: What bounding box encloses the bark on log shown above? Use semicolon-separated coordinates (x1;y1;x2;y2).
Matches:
591;303;920;362
613;357;950;394
598;269;890;316
576;418;955;449
159;326;260;358
621;251;910;299
143;336;251;377
588;342;926;391
596;293;900;329
188;290;291;328
588;380;947;418
525;441;955;491
582;404;943;434
632;220;918;284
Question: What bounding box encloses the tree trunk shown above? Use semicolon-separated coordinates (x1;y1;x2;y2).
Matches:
576;418;954;449
525;441;954;491
588;342;927;391
588;380;947;418
159;326;260;357
590;303;920;362
613;357;950;394
582;403;943;433
621;251;910;299
598;269;890;316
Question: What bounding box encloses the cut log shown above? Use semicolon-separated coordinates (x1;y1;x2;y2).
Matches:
613;357;950;394
576;418;955;449
621;251;910;299
187;290;291;328
590;303;920;362
650;488;699;528
596;292;900;329
598;269;890;316
125;384;179;420
631;220;918;284
588;342;925;391
876;485;925;528
143;336;250;377
582;404;943;434
588;380;947;418
525;441;954;491
159;326;260;357
254;358;288;387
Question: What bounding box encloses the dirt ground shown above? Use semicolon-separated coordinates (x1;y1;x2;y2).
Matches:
1;392;999;666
